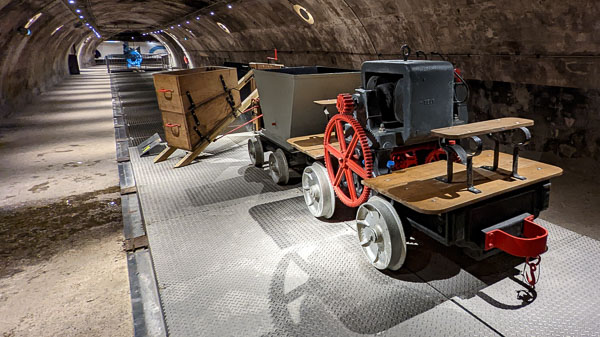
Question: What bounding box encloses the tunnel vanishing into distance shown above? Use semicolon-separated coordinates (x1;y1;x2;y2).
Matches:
0;0;598;160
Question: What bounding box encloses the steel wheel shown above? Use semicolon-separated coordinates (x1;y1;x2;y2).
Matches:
302;162;335;219
248;137;264;167
268;148;289;185
355;196;407;270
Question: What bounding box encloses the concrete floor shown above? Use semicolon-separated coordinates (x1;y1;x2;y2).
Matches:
0;67;132;336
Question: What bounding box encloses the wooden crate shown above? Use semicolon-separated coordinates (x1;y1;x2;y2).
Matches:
153;66;241;151
153;66;239;113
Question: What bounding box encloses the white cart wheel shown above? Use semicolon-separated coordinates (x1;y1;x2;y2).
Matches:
302;162;335;219
248;137;264;167
355;196;407;270
269;148;289;185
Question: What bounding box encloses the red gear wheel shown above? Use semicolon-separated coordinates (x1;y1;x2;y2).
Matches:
425;148;446;163
336;93;355;115
323;114;373;207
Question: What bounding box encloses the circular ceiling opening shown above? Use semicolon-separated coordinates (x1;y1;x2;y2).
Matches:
293;4;314;24
217;22;231;34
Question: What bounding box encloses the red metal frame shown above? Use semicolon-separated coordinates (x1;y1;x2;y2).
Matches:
484;215;548;257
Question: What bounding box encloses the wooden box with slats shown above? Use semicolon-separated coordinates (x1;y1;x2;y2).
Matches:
153;67;240;151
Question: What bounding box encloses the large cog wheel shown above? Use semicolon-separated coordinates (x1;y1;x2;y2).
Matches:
323;114;373;207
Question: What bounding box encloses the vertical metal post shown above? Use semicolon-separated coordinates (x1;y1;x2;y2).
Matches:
445;148;453;183
466;156;481;193
482;138;500;172
511;146;526;180
492;138;500;170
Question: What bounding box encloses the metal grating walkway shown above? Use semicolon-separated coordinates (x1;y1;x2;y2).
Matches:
108;70;600;336
127;138;600;336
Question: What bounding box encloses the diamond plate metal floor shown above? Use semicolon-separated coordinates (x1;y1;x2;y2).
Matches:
109;72;166;147
126;135;600;336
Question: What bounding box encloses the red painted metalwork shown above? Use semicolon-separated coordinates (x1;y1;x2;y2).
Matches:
336;93;355;115
425;148;446;163
524;255;541;287
484;215;548;258
267;48;278;61
391;149;418;169
389;142;440;170
323;114;373;207
454;68;462;82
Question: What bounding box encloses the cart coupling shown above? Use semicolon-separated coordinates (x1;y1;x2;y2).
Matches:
484;215;547;287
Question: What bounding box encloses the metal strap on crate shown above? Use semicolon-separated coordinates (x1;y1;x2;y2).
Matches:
185;91;210;143
219;75;237;117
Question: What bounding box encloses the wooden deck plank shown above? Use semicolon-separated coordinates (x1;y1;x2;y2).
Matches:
431;117;533;139
287;133;337;160
363;150;562;215
313;99;337;105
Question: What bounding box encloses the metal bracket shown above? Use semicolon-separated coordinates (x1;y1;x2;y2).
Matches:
481;127;531;180
437;136;483;194
511;127;531;180
484;214;548;257
219;74;237;117
185;91;210;143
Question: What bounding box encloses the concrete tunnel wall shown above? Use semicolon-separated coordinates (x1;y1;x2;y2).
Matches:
0;0;598;160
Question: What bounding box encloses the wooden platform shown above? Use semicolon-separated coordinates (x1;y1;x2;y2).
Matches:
313;99;337;105
363;150;562;215
287;134;338;160
431;117;533;139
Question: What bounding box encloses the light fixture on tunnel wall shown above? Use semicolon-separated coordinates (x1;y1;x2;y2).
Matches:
24;12;42;29
227;4;232;9
186;21;190;24
79;15;84;19
186;29;196;37
210;11;215;15
196;16;200;20
51;25;64;36
293;4;314;24
68;0;75;3
217;22;230;34
75;9;81;13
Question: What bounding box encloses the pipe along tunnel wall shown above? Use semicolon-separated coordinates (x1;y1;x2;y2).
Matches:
1;0;598;161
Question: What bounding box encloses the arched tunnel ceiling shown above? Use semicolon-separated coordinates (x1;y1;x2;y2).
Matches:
0;0;598;117
89;0;217;33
